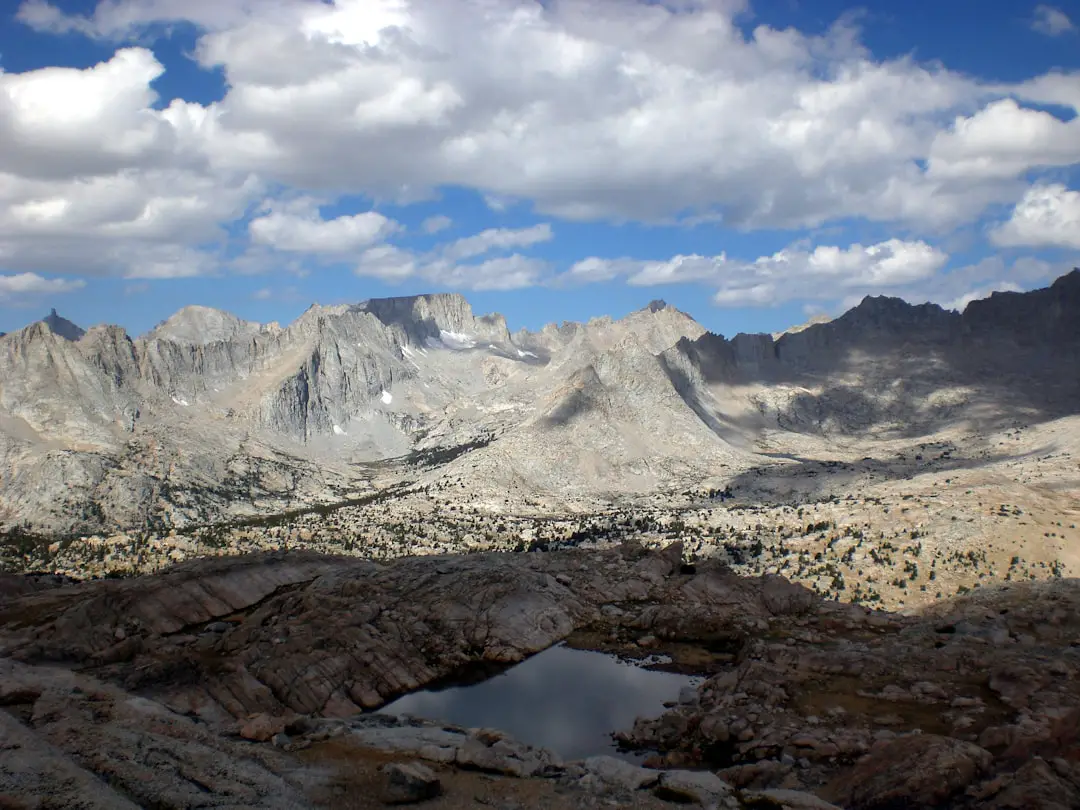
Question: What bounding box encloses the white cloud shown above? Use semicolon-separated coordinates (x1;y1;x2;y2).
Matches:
565;257;641;284
15;0;312;38
562;238;948;307
483;195;516;213
1032;5;1075;36
352;234;551;290
943;282;1022;313
629;254;732;286
421;214;452;234
990;184;1080;250
713;239;948;305
0;49;261;279
0;272;85;299
0;47;172;179
4;0;1080;294
908;254;1065;312
424;254;548;291
442;223;553;260
249;199;400;253
928;99;1080;181
11;0;1035;232
354;244;418;281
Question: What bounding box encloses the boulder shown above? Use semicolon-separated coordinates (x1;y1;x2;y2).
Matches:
823;733;993;808
240;713;283;742
655;770;738;807
581;755;659;791
379;762;442;805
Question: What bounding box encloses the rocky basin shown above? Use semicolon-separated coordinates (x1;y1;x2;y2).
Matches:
0;541;1078;808
379;643;702;761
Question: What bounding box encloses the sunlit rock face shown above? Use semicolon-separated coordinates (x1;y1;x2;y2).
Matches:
0;272;1078;537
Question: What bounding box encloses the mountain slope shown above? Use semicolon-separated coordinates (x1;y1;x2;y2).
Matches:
661;270;1080;438
0;274;1077;536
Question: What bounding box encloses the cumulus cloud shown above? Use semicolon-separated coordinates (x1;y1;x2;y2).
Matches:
421;214;452;234
442;224;553;260
990;184;1080;250
353;228;551;290
4;0;1080;303
249;199;400;253
423;254;548;291
0;168;257;278
15;0;312;38
564;239;948;306
942;282;1022;312
0;272;85;299
0;49;261;279
1032;5;1075;36
928;99;1080;181
564;257;642;284
354;244;418;281
0;48;173;179
561;240;950;306
911;255;1064;312
715;239;948;305
10;0;1047;234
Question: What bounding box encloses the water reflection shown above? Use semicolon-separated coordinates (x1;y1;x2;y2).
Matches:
377;643;701;761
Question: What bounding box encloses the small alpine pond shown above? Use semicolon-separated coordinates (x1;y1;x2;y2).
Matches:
377;643;703;761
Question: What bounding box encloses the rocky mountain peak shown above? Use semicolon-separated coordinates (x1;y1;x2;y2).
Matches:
831;294;955;338
1052;266;1080;289
645;299;668;313
359;292;510;345
41;308;85;342
961;267;1080;346
148;305;263;346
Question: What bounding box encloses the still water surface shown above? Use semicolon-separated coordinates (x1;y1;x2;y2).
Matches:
378;643;701;761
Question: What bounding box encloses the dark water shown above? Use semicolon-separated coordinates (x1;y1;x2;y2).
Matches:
377;643;701;761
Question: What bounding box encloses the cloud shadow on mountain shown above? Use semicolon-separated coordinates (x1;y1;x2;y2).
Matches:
721;445;1046;505
660;271;1080;440
541;386;599;428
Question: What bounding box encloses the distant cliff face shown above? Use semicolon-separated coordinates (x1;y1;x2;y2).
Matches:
660;269;1080;435
962;268;1080;347
359;293;512;346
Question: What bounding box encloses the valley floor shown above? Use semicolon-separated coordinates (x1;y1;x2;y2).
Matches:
11;414;1079;614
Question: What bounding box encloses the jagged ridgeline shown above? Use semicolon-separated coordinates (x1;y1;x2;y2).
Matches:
0;271;1078;538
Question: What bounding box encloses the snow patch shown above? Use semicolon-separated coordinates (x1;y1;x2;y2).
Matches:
171;396;189;407
438;329;477;350
333;424;346;435
380;390;393;405
516;349;538;358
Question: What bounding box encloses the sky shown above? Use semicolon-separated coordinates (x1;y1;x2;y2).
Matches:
0;0;1078;339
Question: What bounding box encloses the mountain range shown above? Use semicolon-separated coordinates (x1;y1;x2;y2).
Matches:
1;270;1078;537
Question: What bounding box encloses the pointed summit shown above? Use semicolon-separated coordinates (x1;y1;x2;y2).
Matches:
41;308;86;341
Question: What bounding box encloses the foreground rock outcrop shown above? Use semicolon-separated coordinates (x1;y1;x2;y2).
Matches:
0;544;1077;808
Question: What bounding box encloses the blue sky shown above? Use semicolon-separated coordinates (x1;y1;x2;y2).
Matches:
0;0;1078;339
